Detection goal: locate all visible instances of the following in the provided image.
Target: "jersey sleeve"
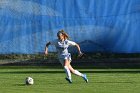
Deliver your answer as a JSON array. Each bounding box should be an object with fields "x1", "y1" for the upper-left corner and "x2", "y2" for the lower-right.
[{"x1": 67, "y1": 40, "x2": 76, "y2": 46}]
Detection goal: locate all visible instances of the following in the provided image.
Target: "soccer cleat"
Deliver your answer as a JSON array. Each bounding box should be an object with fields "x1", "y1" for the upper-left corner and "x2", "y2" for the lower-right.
[
  {"x1": 82, "y1": 74, "x2": 88, "y2": 83},
  {"x1": 65, "y1": 77, "x2": 72, "y2": 83}
]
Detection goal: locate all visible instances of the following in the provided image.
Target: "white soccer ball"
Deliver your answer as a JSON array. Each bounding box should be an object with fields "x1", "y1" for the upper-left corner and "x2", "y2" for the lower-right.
[{"x1": 25, "y1": 77, "x2": 34, "y2": 85}]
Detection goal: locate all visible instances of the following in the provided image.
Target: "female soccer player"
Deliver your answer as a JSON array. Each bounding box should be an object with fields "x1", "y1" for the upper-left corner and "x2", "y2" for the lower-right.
[{"x1": 45, "y1": 30, "x2": 88, "y2": 83}]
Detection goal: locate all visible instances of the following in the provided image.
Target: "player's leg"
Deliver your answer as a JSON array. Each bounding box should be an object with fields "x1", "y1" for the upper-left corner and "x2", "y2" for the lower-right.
[
  {"x1": 63, "y1": 59, "x2": 72, "y2": 83},
  {"x1": 68, "y1": 64, "x2": 83, "y2": 76},
  {"x1": 68, "y1": 64, "x2": 88, "y2": 83}
]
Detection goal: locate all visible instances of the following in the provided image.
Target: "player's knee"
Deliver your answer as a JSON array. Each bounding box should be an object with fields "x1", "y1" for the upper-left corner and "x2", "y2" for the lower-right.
[
  {"x1": 64, "y1": 66, "x2": 68, "y2": 69},
  {"x1": 71, "y1": 70, "x2": 75, "y2": 74}
]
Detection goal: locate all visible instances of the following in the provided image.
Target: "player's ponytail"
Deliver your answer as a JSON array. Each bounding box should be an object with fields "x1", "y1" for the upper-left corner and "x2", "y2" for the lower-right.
[{"x1": 57, "y1": 30, "x2": 69, "y2": 40}]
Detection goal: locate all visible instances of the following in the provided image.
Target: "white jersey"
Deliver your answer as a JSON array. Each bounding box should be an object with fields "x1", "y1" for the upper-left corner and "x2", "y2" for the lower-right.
[{"x1": 50, "y1": 39, "x2": 76, "y2": 60}]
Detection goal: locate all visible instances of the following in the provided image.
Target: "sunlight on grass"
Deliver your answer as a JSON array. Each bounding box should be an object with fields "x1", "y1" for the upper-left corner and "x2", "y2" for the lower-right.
[{"x1": 0, "y1": 67, "x2": 140, "y2": 93}]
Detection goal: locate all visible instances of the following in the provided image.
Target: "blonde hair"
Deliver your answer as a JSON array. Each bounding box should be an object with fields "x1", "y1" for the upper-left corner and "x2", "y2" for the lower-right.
[{"x1": 57, "y1": 29, "x2": 69, "y2": 39}]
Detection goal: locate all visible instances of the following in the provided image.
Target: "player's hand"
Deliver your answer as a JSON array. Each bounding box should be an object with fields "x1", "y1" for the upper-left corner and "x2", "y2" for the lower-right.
[{"x1": 78, "y1": 52, "x2": 84, "y2": 58}]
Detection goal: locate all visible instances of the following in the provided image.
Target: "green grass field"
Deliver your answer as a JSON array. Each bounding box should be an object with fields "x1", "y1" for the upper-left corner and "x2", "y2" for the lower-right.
[{"x1": 0, "y1": 66, "x2": 140, "y2": 93}]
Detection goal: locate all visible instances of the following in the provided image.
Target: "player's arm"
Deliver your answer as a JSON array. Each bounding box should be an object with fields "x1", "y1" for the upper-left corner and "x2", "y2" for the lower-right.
[
  {"x1": 68, "y1": 40, "x2": 83, "y2": 57},
  {"x1": 45, "y1": 42, "x2": 51, "y2": 55},
  {"x1": 75, "y1": 43, "x2": 83, "y2": 56}
]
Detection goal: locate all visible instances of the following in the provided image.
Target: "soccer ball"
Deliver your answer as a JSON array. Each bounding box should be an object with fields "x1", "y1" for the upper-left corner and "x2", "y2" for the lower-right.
[{"x1": 25, "y1": 77, "x2": 34, "y2": 85}]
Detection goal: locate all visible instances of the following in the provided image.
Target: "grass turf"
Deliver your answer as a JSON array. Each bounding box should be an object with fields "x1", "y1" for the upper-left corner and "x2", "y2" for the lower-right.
[{"x1": 0, "y1": 67, "x2": 140, "y2": 93}]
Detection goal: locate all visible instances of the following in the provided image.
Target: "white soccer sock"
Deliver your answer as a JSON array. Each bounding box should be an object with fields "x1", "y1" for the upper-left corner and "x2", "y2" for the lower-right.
[
  {"x1": 74, "y1": 70, "x2": 84, "y2": 77},
  {"x1": 64, "y1": 66, "x2": 71, "y2": 79}
]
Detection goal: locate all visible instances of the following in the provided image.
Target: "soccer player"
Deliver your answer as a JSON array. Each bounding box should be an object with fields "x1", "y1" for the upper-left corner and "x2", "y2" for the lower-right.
[{"x1": 45, "y1": 30, "x2": 88, "y2": 83}]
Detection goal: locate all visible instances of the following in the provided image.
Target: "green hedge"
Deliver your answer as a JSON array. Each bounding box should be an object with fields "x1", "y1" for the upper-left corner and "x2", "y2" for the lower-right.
[{"x1": 0, "y1": 53, "x2": 140, "y2": 60}]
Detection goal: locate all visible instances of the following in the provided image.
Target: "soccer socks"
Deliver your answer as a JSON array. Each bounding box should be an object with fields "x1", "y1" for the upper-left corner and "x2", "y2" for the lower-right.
[
  {"x1": 64, "y1": 68, "x2": 88, "y2": 83},
  {"x1": 74, "y1": 70, "x2": 88, "y2": 82},
  {"x1": 64, "y1": 66, "x2": 72, "y2": 80},
  {"x1": 74, "y1": 70, "x2": 84, "y2": 77}
]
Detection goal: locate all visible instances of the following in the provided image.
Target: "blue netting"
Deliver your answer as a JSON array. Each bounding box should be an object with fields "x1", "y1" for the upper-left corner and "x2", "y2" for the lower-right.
[{"x1": 0, "y1": 0, "x2": 140, "y2": 54}]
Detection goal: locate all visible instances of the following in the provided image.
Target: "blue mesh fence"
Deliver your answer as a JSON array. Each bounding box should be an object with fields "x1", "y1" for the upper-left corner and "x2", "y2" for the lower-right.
[{"x1": 0, "y1": 0, "x2": 140, "y2": 54}]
